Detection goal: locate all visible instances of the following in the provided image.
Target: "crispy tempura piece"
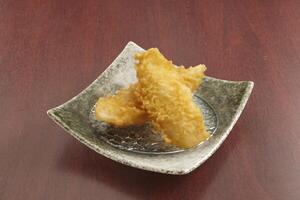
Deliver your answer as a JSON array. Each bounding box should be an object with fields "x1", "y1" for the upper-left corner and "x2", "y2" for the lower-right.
[
  {"x1": 135, "y1": 48, "x2": 209, "y2": 148},
  {"x1": 95, "y1": 54, "x2": 206, "y2": 127},
  {"x1": 95, "y1": 84, "x2": 148, "y2": 127}
]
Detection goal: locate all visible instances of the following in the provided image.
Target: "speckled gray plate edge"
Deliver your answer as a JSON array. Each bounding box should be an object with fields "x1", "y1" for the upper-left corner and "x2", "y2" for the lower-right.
[{"x1": 47, "y1": 41, "x2": 254, "y2": 175}]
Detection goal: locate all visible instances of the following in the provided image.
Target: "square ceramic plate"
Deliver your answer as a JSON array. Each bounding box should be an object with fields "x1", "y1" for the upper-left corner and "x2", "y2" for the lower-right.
[{"x1": 47, "y1": 42, "x2": 253, "y2": 175}]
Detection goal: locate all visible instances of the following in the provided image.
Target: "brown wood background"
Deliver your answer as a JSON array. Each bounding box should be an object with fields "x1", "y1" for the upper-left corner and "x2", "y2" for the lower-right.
[{"x1": 1, "y1": 0, "x2": 300, "y2": 199}]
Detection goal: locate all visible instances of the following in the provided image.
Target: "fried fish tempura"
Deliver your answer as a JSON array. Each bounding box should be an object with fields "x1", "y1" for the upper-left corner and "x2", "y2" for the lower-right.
[
  {"x1": 95, "y1": 58, "x2": 206, "y2": 127},
  {"x1": 135, "y1": 48, "x2": 209, "y2": 148},
  {"x1": 95, "y1": 84, "x2": 147, "y2": 127}
]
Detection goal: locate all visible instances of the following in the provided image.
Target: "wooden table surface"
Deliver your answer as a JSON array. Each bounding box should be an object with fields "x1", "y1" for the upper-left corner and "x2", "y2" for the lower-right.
[{"x1": 1, "y1": 0, "x2": 300, "y2": 199}]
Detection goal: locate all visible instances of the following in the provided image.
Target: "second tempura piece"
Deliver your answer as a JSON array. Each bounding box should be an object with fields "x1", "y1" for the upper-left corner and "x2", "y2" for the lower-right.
[
  {"x1": 135, "y1": 48, "x2": 209, "y2": 148},
  {"x1": 95, "y1": 84, "x2": 147, "y2": 127}
]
